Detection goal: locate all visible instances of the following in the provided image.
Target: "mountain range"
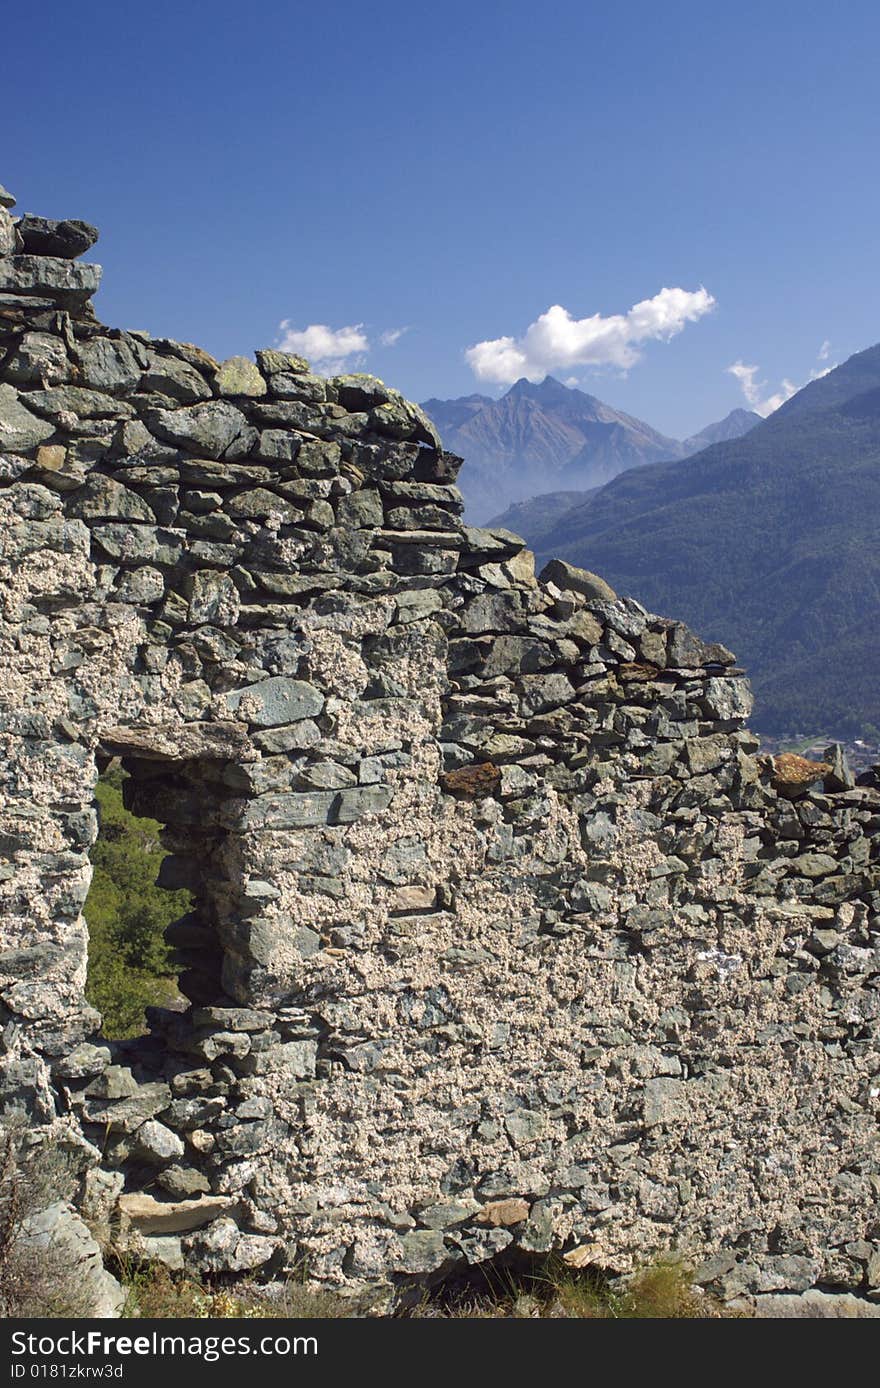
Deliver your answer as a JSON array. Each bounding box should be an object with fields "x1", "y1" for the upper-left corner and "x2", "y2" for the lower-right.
[
  {"x1": 494, "y1": 346, "x2": 880, "y2": 739},
  {"x1": 421, "y1": 376, "x2": 759, "y2": 521}
]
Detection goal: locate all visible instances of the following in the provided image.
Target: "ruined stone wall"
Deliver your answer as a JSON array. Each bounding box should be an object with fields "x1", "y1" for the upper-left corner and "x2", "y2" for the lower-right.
[{"x1": 1, "y1": 186, "x2": 879, "y2": 1302}]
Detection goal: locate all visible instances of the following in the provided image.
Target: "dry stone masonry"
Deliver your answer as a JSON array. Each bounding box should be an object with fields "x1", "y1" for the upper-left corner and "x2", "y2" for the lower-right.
[{"x1": 1, "y1": 184, "x2": 879, "y2": 1305}]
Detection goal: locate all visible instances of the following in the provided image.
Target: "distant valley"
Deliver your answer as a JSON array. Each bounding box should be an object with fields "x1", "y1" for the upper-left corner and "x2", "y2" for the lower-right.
[
  {"x1": 421, "y1": 375, "x2": 758, "y2": 522},
  {"x1": 471, "y1": 348, "x2": 880, "y2": 740}
]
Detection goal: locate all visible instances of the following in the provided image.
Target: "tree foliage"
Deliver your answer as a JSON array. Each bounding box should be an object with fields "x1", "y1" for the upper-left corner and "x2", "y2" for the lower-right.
[{"x1": 84, "y1": 765, "x2": 192, "y2": 1038}]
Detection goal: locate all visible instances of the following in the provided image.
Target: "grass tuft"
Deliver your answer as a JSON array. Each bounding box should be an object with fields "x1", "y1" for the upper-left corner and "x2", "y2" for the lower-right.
[{"x1": 120, "y1": 1262, "x2": 353, "y2": 1319}]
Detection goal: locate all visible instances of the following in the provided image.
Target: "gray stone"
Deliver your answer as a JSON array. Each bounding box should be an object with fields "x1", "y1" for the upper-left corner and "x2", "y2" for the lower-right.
[
  {"x1": 461, "y1": 590, "x2": 527, "y2": 634},
  {"x1": 0, "y1": 383, "x2": 55, "y2": 450},
  {"x1": 146, "y1": 400, "x2": 251, "y2": 458},
  {"x1": 453, "y1": 1226, "x2": 513, "y2": 1264},
  {"x1": 0, "y1": 208, "x2": 14, "y2": 256},
  {"x1": 215, "y1": 356, "x2": 267, "y2": 396},
  {"x1": 25, "y1": 385, "x2": 131, "y2": 419},
  {"x1": 19, "y1": 1202, "x2": 124, "y2": 1317},
  {"x1": 337, "y1": 488, "x2": 384, "y2": 528},
  {"x1": 17, "y1": 216, "x2": 99, "y2": 259},
  {"x1": 83, "y1": 1082, "x2": 171, "y2": 1132},
  {"x1": 334, "y1": 785, "x2": 394, "y2": 822},
  {"x1": 519, "y1": 673, "x2": 575, "y2": 716},
  {"x1": 0, "y1": 255, "x2": 101, "y2": 309},
  {"x1": 254, "y1": 428, "x2": 299, "y2": 462},
  {"x1": 253, "y1": 720, "x2": 322, "y2": 753},
  {"x1": 223, "y1": 676, "x2": 323, "y2": 726},
  {"x1": 53, "y1": 1043, "x2": 111, "y2": 1080},
  {"x1": 92, "y1": 524, "x2": 184, "y2": 565},
  {"x1": 157, "y1": 1165, "x2": 212, "y2": 1197},
  {"x1": 643, "y1": 1077, "x2": 688, "y2": 1127},
  {"x1": 700, "y1": 676, "x2": 753, "y2": 721},
  {"x1": 668, "y1": 623, "x2": 711, "y2": 666},
  {"x1": 131, "y1": 1119, "x2": 185, "y2": 1163},
  {"x1": 748, "y1": 1291, "x2": 880, "y2": 1318},
  {"x1": 754, "y1": 1254, "x2": 818, "y2": 1293},
  {"x1": 67, "y1": 475, "x2": 155, "y2": 522},
  {"x1": 192, "y1": 1005, "x2": 275, "y2": 1031},
  {"x1": 264, "y1": 1040, "x2": 318, "y2": 1076},
  {"x1": 397, "y1": 1229, "x2": 449, "y2": 1273},
  {"x1": 184, "y1": 1217, "x2": 278, "y2": 1273},
  {"x1": 268, "y1": 371, "x2": 326, "y2": 402},
  {"x1": 417, "y1": 1200, "x2": 477, "y2": 1229},
  {"x1": 141, "y1": 352, "x2": 212, "y2": 402},
  {"x1": 4, "y1": 332, "x2": 70, "y2": 386},
  {"x1": 504, "y1": 1109, "x2": 545, "y2": 1143},
  {"x1": 114, "y1": 566, "x2": 165, "y2": 605},
  {"x1": 795, "y1": 852, "x2": 839, "y2": 878},
  {"x1": 395, "y1": 588, "x2": 444, "y2": 623},
  {"x1": 0, "y1": 452, "x2": 32, "y2": 481},
  {"x1": 237, "y1": 790, "x2": 337, "y2": 829},
  {"x1": 225, "y1": 487, "x2": 300, "y2": 522},
  {"x1": 76, "y1": 337, "x2": 141, "y2": 393},
  {"x1": 256, "y1": 348, "x2": 309, "y2": 376},
  {"x1": 86, "y1": 1065, "x2": 138, "y2": 1099},
  {"x1": 138, "y1": 1236, "x2": 184, "y2": 1271},
  {"x1": 297, "y1": 760, "x2": 357, "y2": 790},
  {"x1": 823, "y1": 743, "x2": 855, "y2": 791},
  {"x1": 539, "y1": 558, "x2": 616, "y2": 601},
  {"x1": 186, "y1": 571, "x2": 240, "y2": 626}
]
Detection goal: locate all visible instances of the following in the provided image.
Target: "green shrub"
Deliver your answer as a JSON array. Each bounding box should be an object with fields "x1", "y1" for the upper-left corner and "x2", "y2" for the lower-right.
[{"x1": 85, "y1": 765, "x2": 192, "y2": 1038}]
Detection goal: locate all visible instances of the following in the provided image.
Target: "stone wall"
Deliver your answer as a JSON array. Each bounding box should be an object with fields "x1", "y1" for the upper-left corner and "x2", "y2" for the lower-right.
[{"x1": 1, "y1": 184, "x2": 879, "y2": 1302}]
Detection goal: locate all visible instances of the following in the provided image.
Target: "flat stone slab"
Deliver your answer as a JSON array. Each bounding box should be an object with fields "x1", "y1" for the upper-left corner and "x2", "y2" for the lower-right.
[
  {"x1": 0, "y1": 255, "x2": 101, "y2": 309},
  {"x1": 118, "y1": 1192, "x2": 242, "y2": 1234}
]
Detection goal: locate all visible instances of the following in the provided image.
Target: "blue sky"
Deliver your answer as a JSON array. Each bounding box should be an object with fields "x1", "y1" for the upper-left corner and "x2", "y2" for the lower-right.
[{"x1": 5, "y1": 0, "x2": 880, "y2": 438}]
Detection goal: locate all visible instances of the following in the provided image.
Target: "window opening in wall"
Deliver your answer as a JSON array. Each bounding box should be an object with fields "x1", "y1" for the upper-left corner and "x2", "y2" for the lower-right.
[{"x1": 84, "y1": 761, "x2": 193, "y2": 1040}]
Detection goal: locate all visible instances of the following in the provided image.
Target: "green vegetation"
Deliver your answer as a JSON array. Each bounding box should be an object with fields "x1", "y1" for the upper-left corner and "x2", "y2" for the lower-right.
[
  {"x1": 84, "y1": 765, "x2": 191, "y2": 1038},
  {"x1": 523, "y1": 344, "x2": 880, "y2": 738},
  {"x1": 120, "y1": 1262, "x2": 352, "y2": 1319},
  {"x1": 488, "y1": 488, "x2": 597, "y2": 548},
  {"x1": 538, "y1": 1258, "x2": 733, "y2": 1319},
  {"x1": 406, "y1": 1253, "x2": 734, "y2": 1319},
  {"x1": 117, "y1": 1253, "x2": 735, "y2": 1319}
]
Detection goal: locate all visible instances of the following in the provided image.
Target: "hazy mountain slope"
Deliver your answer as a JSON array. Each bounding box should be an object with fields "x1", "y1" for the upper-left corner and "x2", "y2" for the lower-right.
[
  {"x1": 531, "y1": 345, "x2": 880, "y2": 736},
  {"x1": 421, "y1": 376, "x2": 683, "y2": 521},
  {"x1": 486, "y1": 409, "x2": 760, "y2": 553},
  {"x1": 420, "y1": 393, "x2": 493, "y2": 438},
  {"x1": 681, "y1": 407, "x2": 760, "y2": 454},
  {"x1": 423, "y1": 378, "x2": 760, "y2": 522},
  {"x1": 487, "y1": 489, "x2": 598, "y2": 549}
]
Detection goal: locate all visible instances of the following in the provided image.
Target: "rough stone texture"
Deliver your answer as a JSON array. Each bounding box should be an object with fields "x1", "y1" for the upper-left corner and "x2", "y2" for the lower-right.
[
  {"x1": 746, "y1": 1292, "x2": 880, "y2": 1318},
  {"x1": 19, "y1": 1203, "x2": 125, "y2": 1317},
  {"x1": 769, "y1": 752, "x2": 833, "y2": 795},
  {"x1": 1, "y1": 189, "x2": 879, "y2": 1306}
]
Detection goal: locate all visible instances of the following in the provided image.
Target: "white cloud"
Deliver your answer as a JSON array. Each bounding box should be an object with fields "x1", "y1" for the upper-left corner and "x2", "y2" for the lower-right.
[
  {"x1": 276, "y1": 320, "x2": 369, "y2": 373},
  {"x1": 727, "y1": 361, "x2": 799, "y2": 416},
  {"x1": 728, "y1": 347, "x2": 836, "y2": 417},
  {"x1": 379, "y1": 327, "x2": 408, "y2": 347},
  {"x1": 464, "y1": 286, "x2": 716, "y2": 386}
]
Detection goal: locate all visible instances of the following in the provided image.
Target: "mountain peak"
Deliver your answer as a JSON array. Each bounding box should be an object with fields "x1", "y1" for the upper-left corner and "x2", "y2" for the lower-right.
[
  {"x1": 421, "y1": 375, "x2": 685, "y2": 521},
  {"x1": 505, "y1": 374, "x2": 570, "y2": 399},
  {"x1": 681, "y1": 407, "x2": 761, "y2": 453}
]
